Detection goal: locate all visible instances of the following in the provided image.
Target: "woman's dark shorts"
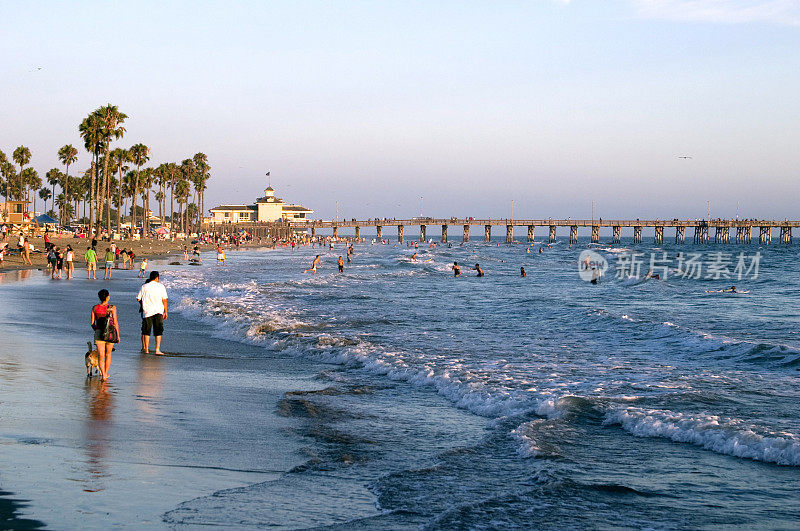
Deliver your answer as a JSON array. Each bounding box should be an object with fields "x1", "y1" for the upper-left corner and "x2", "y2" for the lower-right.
[{"x1": 141, "y1": 314, "x2": 164, "y2": 336}]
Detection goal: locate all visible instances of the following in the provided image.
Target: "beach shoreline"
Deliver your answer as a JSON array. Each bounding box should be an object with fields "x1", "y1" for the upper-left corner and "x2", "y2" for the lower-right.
[
  {"x1": 0, "y1": 234, "x2": 276, "y2": 273},
  {"x1": 0, "y1": 266, "x2": 322, "y2": 527}
]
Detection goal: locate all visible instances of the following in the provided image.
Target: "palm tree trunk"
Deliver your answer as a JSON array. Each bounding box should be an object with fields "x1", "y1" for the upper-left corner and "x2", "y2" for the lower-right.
[{"x1": 89, "y1": 152, "x2": 97, "y2": 233}]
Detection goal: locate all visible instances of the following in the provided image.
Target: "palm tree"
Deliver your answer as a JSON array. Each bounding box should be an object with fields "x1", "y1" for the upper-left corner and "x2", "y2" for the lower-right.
[
  {"x1": 128, "y1": 143, "x2": 149, "y2": 233},
  {"x1": 192, "y1": 152, "x2": 209, "y2": 231},
  {"x1": 79, "y1": 113, "x2": 104, "y2": 232},
  {"x1": 12, "y1": 146, "x2": 31, "y2": 206},
  {"x1": 140, "y1": 167, "x2": 154, "y2": 233},
  {"x1": 0, "y1": 149, "x2": 10, "y2": 220},
  {"x1": 94, "y1": 105, "x2": 127, "y2": 235},
  {"x1": 175, "y1": 177, "x2": 190, "y2": 234},
  {"x1": 21, "y1": 168, "x2": 40, "y2": 211},
  {"x1": 46, "y1": 169, "x2": 61, "y2": 215},
  {"x1": 38, "y1": 188, "x2": 52, "y2": 217},
  {"x1": 110, "y1": 148, "x2": 130, "y2": 233},
  {"x1": 57, "y1": 144, "x2": 78, "y2": 224}
]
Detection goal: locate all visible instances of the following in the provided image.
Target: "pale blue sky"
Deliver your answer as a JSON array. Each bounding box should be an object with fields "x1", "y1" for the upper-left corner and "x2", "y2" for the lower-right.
[{"x1": 1, "y1": 1, "x2": 798, "y2": 220}]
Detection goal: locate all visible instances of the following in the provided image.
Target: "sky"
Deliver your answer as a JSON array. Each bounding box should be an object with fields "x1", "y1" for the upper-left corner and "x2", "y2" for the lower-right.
[{"x1": 1, "y1": 0, "x2": 799, "y2": 221}]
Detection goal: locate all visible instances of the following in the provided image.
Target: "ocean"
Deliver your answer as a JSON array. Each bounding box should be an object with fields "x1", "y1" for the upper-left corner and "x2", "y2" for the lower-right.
[{"x1": 161, "y1": 236, "x2": 800, "y2": 528}]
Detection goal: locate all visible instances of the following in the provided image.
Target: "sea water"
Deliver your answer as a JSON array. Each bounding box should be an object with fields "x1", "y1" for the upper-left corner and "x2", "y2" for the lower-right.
[{"x1": 165, "y1": 237, "x2": 800, "y2": 528}]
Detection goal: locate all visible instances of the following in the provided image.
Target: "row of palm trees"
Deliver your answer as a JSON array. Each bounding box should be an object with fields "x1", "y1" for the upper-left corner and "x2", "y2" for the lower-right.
[{"x1": 0, "y1": 104, "x2": 211, "y2": 236}]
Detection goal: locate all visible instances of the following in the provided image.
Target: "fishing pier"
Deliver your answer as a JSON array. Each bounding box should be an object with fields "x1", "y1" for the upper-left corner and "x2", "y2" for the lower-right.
[{"x1": 286, "y1": 218, "x2": 799, "y2": 244}]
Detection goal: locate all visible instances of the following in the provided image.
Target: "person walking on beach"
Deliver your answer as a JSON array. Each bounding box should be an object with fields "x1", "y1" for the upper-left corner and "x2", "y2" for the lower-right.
[
  {"x1": 85, "y1": 246, "x2": 97, "y2": 279},
  {"x1": 90, "y1": 288, "x2": 120, "y2": 381},
  {"x1": 55, "y1": 247, "x2": 64, "y2": 278},
  {"x1": 138, "y1": 258, "x2": 148, "y2": 278},
  {"x1": 103, "y1": 248, "x2": 114, "y2": 280},
  {"x1": 216, "y1": 245, "x2": 225, "y2": 264},
  {"x1": 22, "y1": 238, "x2": 33, "y2": 265},
  {"x1": 137, "y1": 271, "x2": 168, "y2": 355},
  {"x1": 65, "y1": 245, "x2": 75, "y2": 279},
  {"x1": 305, "y1": 255, "x2": 321, "y2": 274}
]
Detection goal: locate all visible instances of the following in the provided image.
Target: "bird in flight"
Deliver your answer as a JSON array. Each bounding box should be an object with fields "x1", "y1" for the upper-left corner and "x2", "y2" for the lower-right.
[{"x1": 677, "y1": 156, "x2": 693, "y2": 159}]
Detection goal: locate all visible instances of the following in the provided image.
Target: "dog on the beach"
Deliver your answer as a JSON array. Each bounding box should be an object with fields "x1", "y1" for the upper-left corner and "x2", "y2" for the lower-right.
[{"x1": 85, "y1": 341, "x2": 101, "y2": 377}]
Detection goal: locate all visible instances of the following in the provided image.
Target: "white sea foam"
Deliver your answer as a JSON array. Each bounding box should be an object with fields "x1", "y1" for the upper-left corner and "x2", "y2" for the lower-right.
[{"x1": 604, "y1": 407, "x2": 800, "y2": 466}]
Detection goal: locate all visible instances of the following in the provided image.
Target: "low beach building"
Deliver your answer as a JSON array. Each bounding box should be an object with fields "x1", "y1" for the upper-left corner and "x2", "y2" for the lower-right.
[{"x1": 209, "y1": 186, "x2": 313, "y2": 224}]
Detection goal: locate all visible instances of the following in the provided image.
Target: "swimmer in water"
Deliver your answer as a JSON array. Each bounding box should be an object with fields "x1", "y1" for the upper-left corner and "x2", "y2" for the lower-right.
[
  {"x1": 347, "y1": 245, "x2": 353, "y2": 263},
  {"x1": 473, "y1": 263, "x2": 484, "y2": 277},
  {"x1": 305, "y1": 255, "x2": 321, "y2": 274},
  {"x1": 452, "y1": 261, "x2": 461, "y2": 277},
  {"x1": 538, "y1": 247, "x2": 543, "y2": 254},
  {"x1": 724, "y1": 285, "x2": 737, "y2": 293},
  {"x1": 337, "y1": 256, "x2": 344, "y2": 273},
  {"x1": 520, "y1": 266, "x2": 526, "y2": 277},
  {"x1": 411, "y1": 252, "x2": 417, "y2": 262}
]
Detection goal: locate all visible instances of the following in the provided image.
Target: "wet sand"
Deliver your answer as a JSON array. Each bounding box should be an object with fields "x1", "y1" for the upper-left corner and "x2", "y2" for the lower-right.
[{"x1": 0, "y1": 262, "x2": 322, "y2": 527}]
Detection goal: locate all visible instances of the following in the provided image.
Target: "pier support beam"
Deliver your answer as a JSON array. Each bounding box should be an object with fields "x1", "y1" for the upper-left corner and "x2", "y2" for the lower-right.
[
  {"x1": 591, "y1": 226, "x2": 599, "y2": 243},
  {"x1": 419, "y1": 225, "x2": 426, "y2": 243},
  {"x1": 463, "y1": 225, "x2": 470, "y2": 243},
  {"x1": 355, "y1": 226, "x2": 360, "y2": 241},
  {"x1": 549, "y1": 225, "x2": 557, "y2": 243},
  {"x1": 398, "y1": 225, "x2": 404, "y2": 243},
  {"x1": 780, "y1": 226, "x2": 792, "y2": 244},
  {"x1": 485, "y1": 225, "x2": 491, "y2": 242},
  {"x1": 633, "y1": 226, "x2": 643, "y2": 244},
  {"x1": 694, "y1": 225, "x2": 709, "y2": 244},
  {"x1": 759, "y1": 226, "x2": 771, "y2": 244},
  {"x1": 736, "y1": 226, "x2": 752, "y2": 244},
  {"x1": 376, "y1": 225, "x2": 382, "y2": 240},
  {"x1": 527, "y1": 225, "x2": 535, "y2": 242},
  {"x1": 654, "y1": 226, "x2": 663, "y2": 245},
  {"x1": 333, "y1": 226, "x2": 338, "y2": 239},
  {"x1": 442, "y1": 224, "x2": 448, "y2": 243},
  {"x1": 569, "y1": 225, "x2": 578, "y2": 244},
  {"x1": 506, "y1": 225, "x2": 513, "y2": 244},
  {"x1": 612, "y1": 226, "x2": 621, "y2": 244},
  {"x1": 676, "y1": 226, "x2": 685, "y2": 244}
]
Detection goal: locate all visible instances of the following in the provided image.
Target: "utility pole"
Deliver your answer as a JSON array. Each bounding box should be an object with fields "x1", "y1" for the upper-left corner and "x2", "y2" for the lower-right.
[
  {"x1": 592, "y1": 200, "x2": 595, "y2": 223},
  {"x1": 736, "y1": 201, "x2": 739, "y2": 221},
  {"x1": 420, "y1": 197, "x2": 423, "y2": 218},
  {"x1": 335, "y1": 201, "x2": 339, "y2": 221},
  {"x1": 511, "y1": 199, "x2": 514, "y2": 221},
  {"x1": 707, "y1": 200, "x2": 711, "y2": 222}
]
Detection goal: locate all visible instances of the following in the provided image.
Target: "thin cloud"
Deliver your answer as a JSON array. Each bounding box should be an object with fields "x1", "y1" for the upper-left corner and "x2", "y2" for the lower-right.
[{"x1": 629, "y1": 0, "x2": 800, "y2": 27}]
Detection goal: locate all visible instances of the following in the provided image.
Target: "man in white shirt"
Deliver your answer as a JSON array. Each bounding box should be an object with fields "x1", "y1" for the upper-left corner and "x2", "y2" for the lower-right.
[{"x1": 136, "y1": 270, "x2": 168, "y2": 355}]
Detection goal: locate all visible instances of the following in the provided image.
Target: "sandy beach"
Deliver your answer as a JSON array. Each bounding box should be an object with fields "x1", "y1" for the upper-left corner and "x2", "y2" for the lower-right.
[
  {"x1": 0, "y1": 234, "x2": 263, "y2": 272},
  {"x1": 0, "y1": 259, "x2": 325, "y2": 527}
]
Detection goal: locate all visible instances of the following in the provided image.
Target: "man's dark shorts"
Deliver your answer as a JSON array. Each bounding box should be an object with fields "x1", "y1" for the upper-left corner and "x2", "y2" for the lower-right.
[{"x1": 141, "y1": 314, "x2": 164, "y2": 336}]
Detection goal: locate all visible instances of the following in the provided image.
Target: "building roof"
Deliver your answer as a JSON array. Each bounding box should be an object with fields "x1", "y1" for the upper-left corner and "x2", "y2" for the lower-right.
[
  {"x1": 256, "y1": 196, "x2": 283, "y2": 204},
  {"x1": 282, "y1": 205, "x2": 314, "y2": 212},
  {"x1": 209, "y1": 204, "x2": 256, "y2": 212},
  {"x1": 35, "y1": 214, "x2": 58, "y2": 224},
  {"x1": 266, "y1": 186, "x2": 274, "y2": 191}
]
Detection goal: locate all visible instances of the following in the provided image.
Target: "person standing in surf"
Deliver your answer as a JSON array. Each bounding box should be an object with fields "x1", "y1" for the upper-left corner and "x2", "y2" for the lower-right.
[{"x1": 137, "y1": 271, "x2": 168, "y2": 355}]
